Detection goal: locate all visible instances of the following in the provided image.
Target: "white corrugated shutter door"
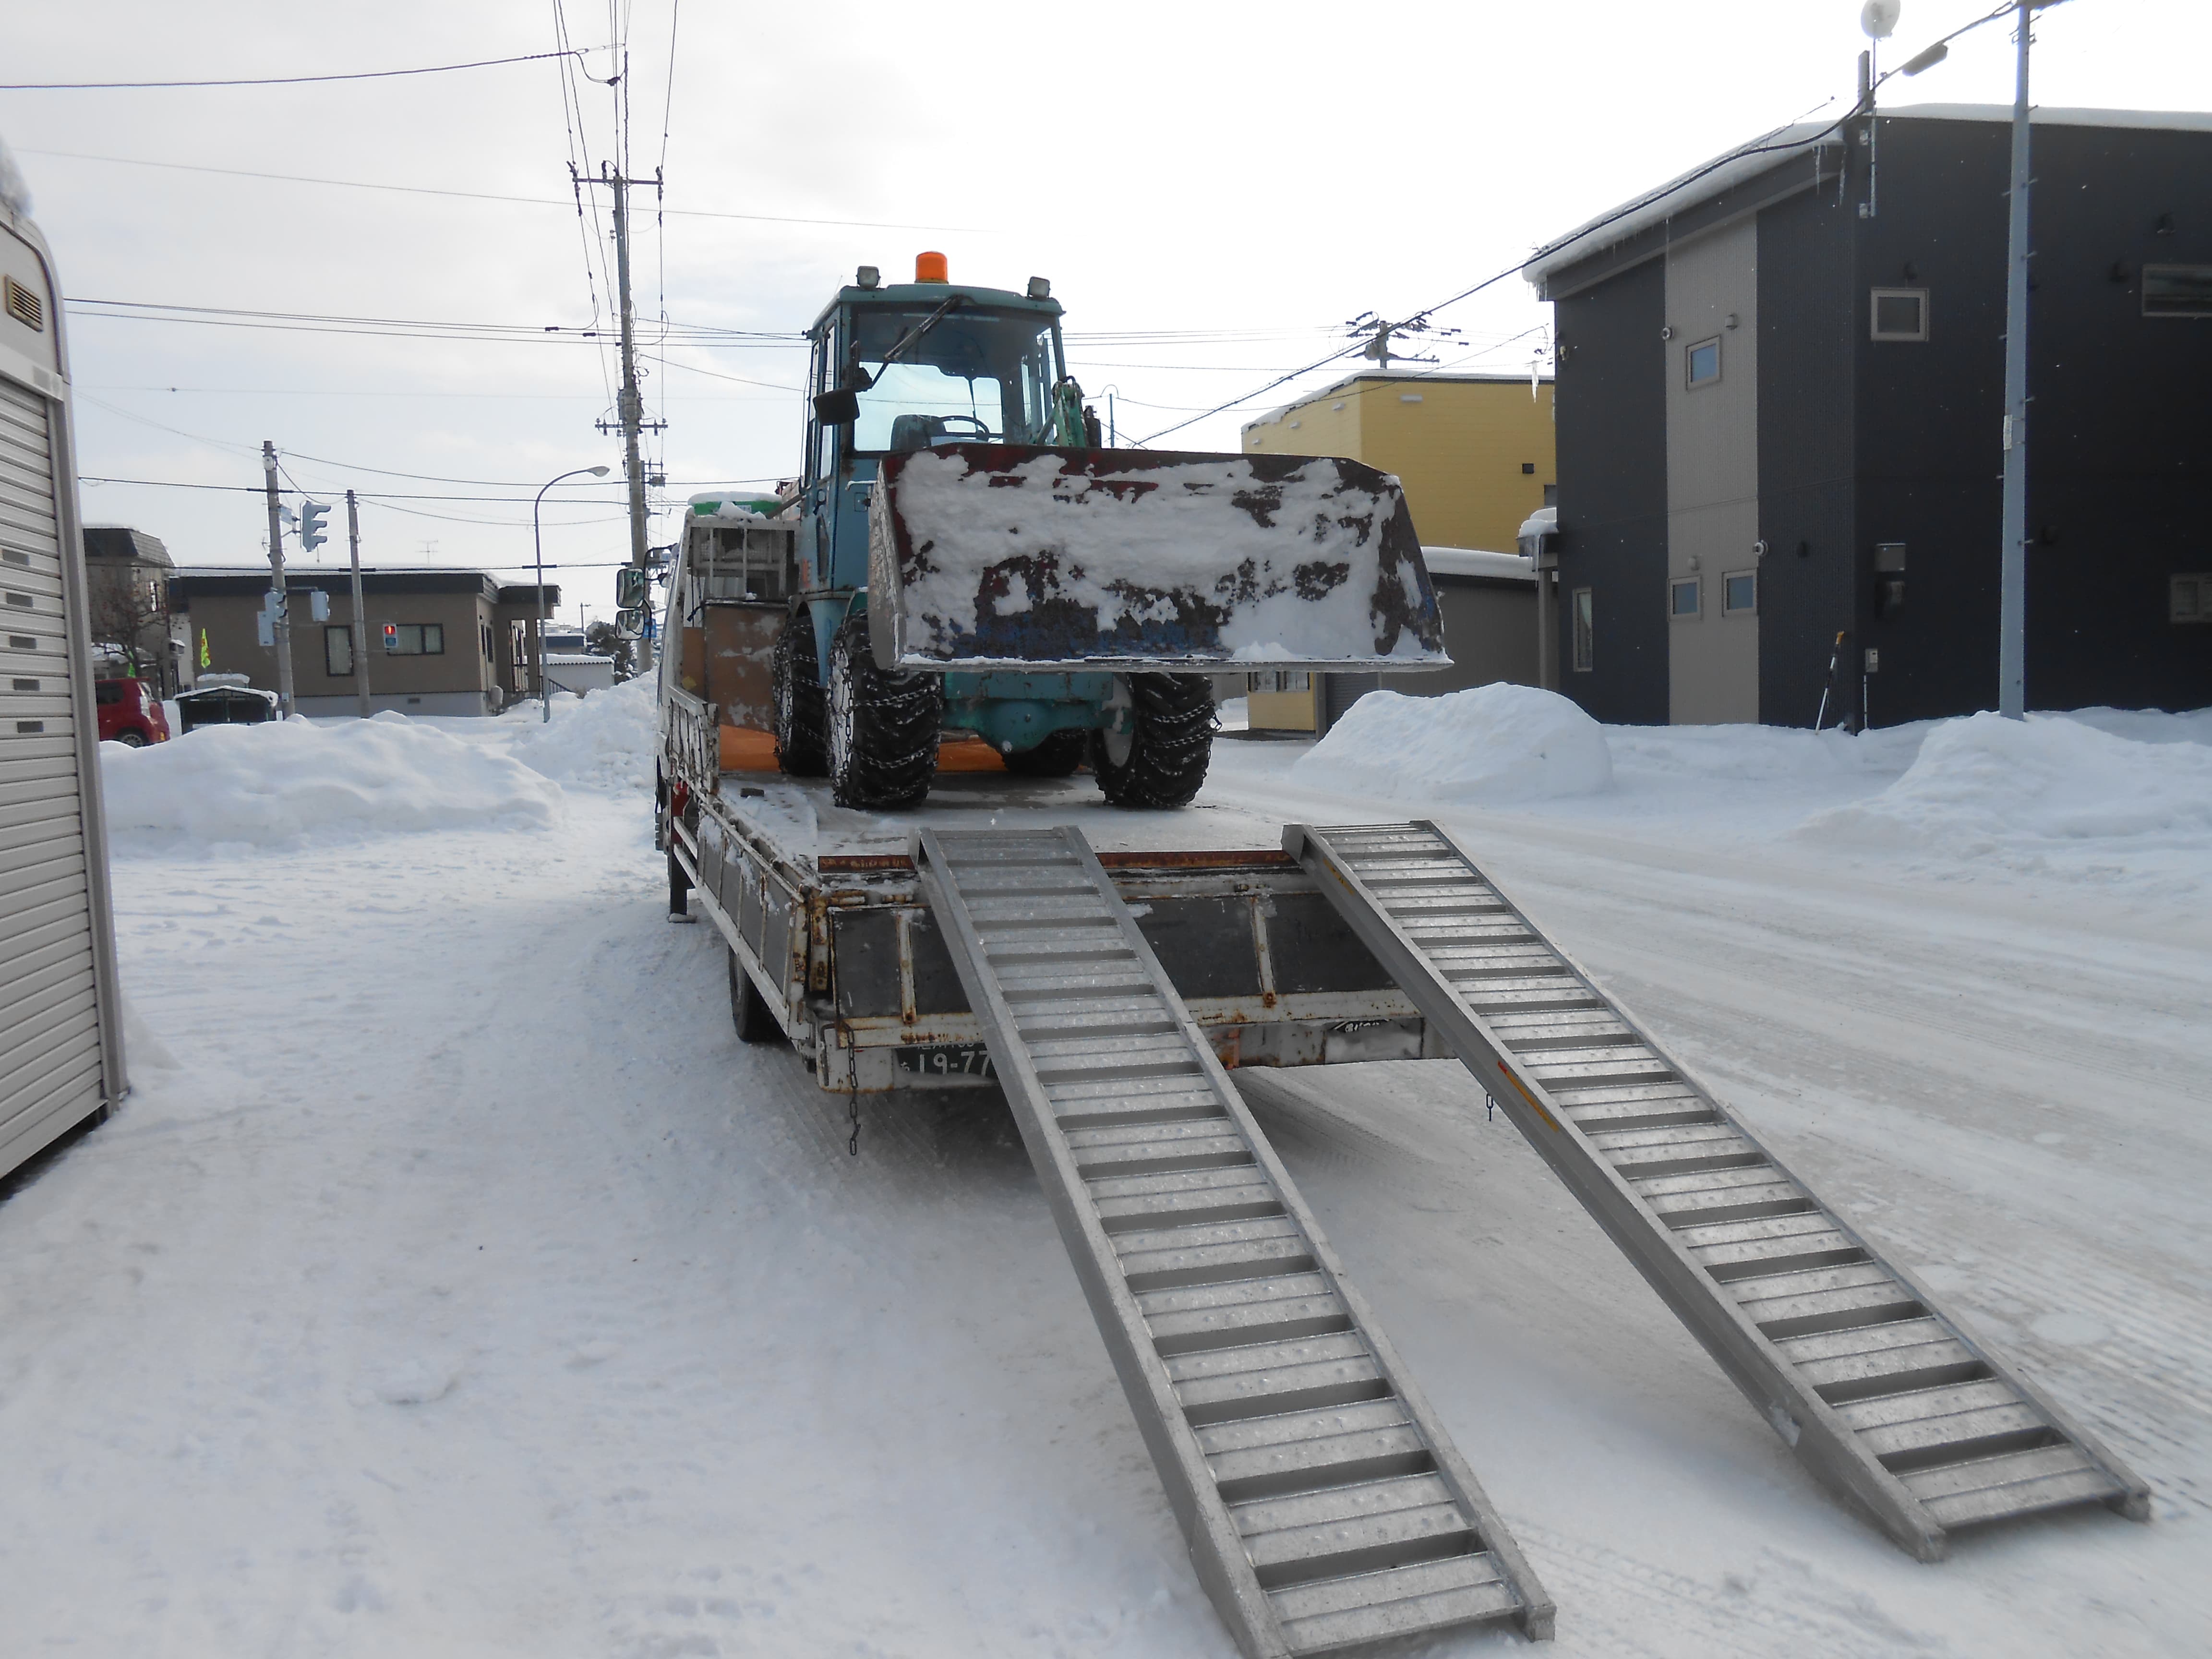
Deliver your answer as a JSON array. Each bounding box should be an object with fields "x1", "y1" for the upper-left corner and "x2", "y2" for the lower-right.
[{"x1": 0, "y1": 371, "x2": 107, "y2": 1168}]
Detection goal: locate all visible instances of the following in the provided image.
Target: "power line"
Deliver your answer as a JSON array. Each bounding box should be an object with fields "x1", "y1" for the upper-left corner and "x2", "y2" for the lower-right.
[
  {"x1": 0, "y1": 49, "x2": 586, "y2": 92},
  {"x1": 19, "y1": 145, "x2": 995, "y2": 230},
  {"x1": 1139, "y1": 107, "x2": 1859, "y2": 444}
]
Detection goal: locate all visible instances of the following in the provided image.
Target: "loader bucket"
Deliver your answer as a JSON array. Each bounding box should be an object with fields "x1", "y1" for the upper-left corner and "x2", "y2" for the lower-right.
[{"x1": 867, "y1": 445, "x2": 1449, "y2": 672}]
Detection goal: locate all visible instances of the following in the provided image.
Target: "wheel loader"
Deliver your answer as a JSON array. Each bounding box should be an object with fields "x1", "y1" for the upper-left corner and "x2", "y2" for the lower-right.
[{"x1": 761, "y1": 252, "x2": 1449, "y2": 810}]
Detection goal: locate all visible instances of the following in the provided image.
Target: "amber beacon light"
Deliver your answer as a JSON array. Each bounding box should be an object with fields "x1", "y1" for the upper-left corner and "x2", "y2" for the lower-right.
[{"x1": 914, "y1": 250, "x2": 949, "y2": 283}]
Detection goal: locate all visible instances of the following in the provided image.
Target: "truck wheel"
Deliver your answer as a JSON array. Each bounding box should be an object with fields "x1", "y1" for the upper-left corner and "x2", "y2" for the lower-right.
[
  {"x1": 772, "y1": 614, "x2": 829, "y2": 776},
  {"x1": 828, "y1": 615, "x2": 943, "y2": 810},
  {"x1": 1091, "y1": 674, "x2": 1216, "y2": 808},
  {"x1": 1003, "y1": 728, "x2": 1088, "y2": 777},
  {"x1": 112, "y1": 731, "x2": 147, "y2": 748},
  {"x1": 730, "y1": 949, "x2": 782, "y2": 1043}
]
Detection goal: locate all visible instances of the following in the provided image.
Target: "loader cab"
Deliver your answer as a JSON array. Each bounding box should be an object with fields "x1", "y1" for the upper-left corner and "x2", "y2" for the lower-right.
[{"x1": 800, "y1": 276, "x2": 1068, "y2": 600}]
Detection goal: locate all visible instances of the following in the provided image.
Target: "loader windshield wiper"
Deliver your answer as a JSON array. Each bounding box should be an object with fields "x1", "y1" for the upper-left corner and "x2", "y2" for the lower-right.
[{"x1": 866, "y1": 293, "x2": 966, "y2": 383}]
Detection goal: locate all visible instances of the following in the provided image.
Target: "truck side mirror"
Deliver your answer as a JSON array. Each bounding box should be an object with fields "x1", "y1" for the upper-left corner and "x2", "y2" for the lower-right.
[
  {"x1": 812, "y1": 388, "x2": 860, "y2": 426},
  {"x1": 615, "y1": 567, "x2": 647, "y2": 608}
]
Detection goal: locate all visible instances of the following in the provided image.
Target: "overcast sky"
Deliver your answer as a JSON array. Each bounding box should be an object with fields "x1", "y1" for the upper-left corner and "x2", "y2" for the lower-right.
[{"x1": 7, "y1": 0, "x2": 2206, "y2": 623}]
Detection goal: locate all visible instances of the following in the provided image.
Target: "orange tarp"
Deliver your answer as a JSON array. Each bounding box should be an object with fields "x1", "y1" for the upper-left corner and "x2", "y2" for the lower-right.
[{"x1": 717, "y1": 726, "x2": 1007, "y2": 775}]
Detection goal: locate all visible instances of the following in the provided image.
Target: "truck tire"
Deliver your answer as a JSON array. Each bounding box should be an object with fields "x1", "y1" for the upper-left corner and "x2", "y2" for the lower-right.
[
  {"x1": 828, "y1": 614, "x2": 943, "y2": 810},
  {"x1": 730, "y1": 948, "x2": 782, "y2": 1043},
  {"x1": 1002, "y1": 728, "x2": 1088, "y2": 777},
  {"x1": 1090, "y1": 674, "x2": 1216, "y2": 808},
  {"x1": 772, "y1": 614, "x2": 829, "y2": 776}
]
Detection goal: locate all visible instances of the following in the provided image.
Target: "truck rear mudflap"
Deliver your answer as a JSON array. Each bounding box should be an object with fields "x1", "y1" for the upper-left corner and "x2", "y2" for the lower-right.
[{"x1": 868, "y1": 444, "x2": 1450, "y2": 673}]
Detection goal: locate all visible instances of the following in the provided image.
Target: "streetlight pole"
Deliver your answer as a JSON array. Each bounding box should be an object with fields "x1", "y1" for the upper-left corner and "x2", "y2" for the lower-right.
[
  {"x1": 533, "y1": 465, "x2": 611, "y2": 722},
  {"x1": 1996, "y1": 0, "x2": 2033, "y2": 719},
  {"x1": 1889, "y1": 0, "x2": 2059, "y2": 719}
]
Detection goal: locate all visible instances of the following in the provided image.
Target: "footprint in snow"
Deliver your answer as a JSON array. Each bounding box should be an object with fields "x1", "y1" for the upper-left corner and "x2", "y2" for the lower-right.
[{"x1": 367, "y1": 1358, "x2": 461, "y2": 1405}]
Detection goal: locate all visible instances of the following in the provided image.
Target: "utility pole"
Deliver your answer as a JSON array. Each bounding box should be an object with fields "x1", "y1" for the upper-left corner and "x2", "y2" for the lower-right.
[
  {"x1": 579, "y1": 163, "x2": 667, "y2": 671},
  {"x1": 346, "y1": 489, "x2": 371, "y2": 719},
  {"x1": 261, "y1": 440, "x2": 295, "y2": 717},
  {"x1": 1996, "y1": 0, "x2": 2033, "y2": 720}
]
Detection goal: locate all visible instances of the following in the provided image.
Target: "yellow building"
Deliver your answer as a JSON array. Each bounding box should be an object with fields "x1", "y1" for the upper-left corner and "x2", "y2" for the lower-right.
[{"x1": 1239, "y1": 371, "x2": 1556, "y2": 731}]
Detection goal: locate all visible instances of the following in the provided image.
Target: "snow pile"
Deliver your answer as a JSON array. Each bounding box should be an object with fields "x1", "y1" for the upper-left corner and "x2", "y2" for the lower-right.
[
  {"x1": 1606, "y1": 719, "x2": 1926, "y2": 782},
  {"x1": 1291, "y1": 683, "x2": 1614, "y2": 804},
  {"x1": 1794, "y1": 711, "x2": 2212, "y2": 879},
  {"x1": 100, "y1": 713, "x2": 564, "y2": 850},
  {"x1": 504, "y1": 674, "x2": 656, "y2": 794}
]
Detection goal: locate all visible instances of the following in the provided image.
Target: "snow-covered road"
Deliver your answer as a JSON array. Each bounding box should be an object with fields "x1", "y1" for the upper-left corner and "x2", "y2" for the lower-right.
[{"x1": 2, "y1": 697, "x2": 2205, "y2": 1656}]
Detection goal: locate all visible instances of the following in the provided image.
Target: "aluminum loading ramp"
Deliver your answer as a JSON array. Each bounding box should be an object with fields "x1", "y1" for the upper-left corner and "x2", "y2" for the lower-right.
[
  {"x1": 914, "y1": 825, "x2": 1553, "y2": 1655},
  {"x1": 1288, "y1": 819, "x2": 2151, "y2": 1562}
]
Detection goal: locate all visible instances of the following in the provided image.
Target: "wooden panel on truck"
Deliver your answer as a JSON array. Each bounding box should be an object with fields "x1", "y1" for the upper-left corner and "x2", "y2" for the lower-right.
[{"x1": 703, "y1": 602, "x2": 780, "y2": 733}]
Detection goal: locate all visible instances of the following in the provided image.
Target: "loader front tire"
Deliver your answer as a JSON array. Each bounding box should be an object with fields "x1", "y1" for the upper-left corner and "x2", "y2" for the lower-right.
[
  {"x1": 1002, "y1": 728, "x2": 1088, "y2": 777},
  {"x1": 828, "y1": 615, "x2": 943, "y2": 811},
  {"x1": 772, "y1": 613, "x2": 829, "y2": 777},
  {"x1": 1090, "y1": 674, "x2": 1216, "y2": 808}
]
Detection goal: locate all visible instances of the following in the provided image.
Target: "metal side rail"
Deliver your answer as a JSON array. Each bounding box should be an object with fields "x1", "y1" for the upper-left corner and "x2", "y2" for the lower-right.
[
  {"x1": 1287, "y1": 820, "x2": 2150, "y2": 1561},
  {"x1": 915, "y1": 825, "x2": 1553, "y2": 1656}
]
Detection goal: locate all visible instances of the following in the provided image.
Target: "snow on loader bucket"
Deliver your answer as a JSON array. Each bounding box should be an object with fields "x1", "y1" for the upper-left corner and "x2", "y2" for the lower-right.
[{"x1": 867, "y1": 444, "x2": 1450, "y2": 673}]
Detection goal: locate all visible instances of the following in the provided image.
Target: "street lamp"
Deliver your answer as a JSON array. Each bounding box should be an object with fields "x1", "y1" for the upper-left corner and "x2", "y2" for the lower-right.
[
  {"x1": 1877, "y1": 0, "x2": 2066, "y2": 718},
  {"x1": 534, "y1": 465, "x2": 612, "y2": 721}
]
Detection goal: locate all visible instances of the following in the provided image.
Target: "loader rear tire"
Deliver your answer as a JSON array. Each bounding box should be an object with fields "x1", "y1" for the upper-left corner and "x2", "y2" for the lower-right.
[
  {"x1": 1090, "y1": 674, "x2": 1216, "y2": 808},
  {"x1": 730, "y1": 949, "x2": 782, "y2": 1044},
  {"x1": 772, "y1": 614, "x2": 829, "y2": 777},
  {"x1": 1002, "y1": 728, "x2": 1088, "y2": 777},
  {"x1": 828, "y1": 615, "x2": 943, "y2": 811}
]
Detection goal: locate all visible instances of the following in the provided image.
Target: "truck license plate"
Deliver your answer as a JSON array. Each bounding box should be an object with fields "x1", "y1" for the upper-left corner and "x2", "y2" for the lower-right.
[{"x1": 895, "y1": 1044, "x2": 997, "y2": 1080}]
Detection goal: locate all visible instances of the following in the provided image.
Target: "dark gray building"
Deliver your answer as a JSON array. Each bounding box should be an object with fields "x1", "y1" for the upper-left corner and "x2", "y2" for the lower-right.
[{"x1": 1525, "y1": 105, "x2": 2212, "y2": 729}]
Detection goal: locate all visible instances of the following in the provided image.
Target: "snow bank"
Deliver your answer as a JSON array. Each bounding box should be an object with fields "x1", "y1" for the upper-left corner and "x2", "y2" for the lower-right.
[
  {"x1": 1291, "y1": 683, "x2": 1613, "y2": 804},
  {"x1": 1794, "y1": 711, "x2": 2212, "y2": 877},
  {"x1": 1606, "y1": 719, "x2": 1926, "y2": 782},
  {"x1": 100, "y1": 714, "x2": 564, "y2": 850},
  {"x1": 504, "y1": 674, "x2": 656, "y2": 794}
]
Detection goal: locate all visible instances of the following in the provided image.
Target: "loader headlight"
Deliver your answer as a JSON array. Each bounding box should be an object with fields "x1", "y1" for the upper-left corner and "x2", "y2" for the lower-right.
[
  {"x1": 1027, "y1": 276, "x2": 1051, "y2": 300},
  {"x1": 855, "y1": 265, "x2": 881, "y2": 290}
]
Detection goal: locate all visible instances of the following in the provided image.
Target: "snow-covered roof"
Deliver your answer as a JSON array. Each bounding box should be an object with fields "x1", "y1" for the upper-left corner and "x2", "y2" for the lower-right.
[
  {"x1": 1517, "y1": 506, "x2": 1557, "y2": 543},
  {"x1": 1523, "y1": 120, "x2": 1836, "y2": 292},
  {"x1": 543, "y1": 652, "x2": 616, "y2": 666},
  {"x1": 1524, "y1": 105, "x2": 2212, "y2": 295},
  {"x1": 1422, "y1": 546, "x2": 1533, "y2": 582}
]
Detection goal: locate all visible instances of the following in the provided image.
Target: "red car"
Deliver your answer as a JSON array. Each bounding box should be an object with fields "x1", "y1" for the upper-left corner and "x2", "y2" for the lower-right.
[{"x1": 94, "y1": 676, "x2": 171, "y2": 747}]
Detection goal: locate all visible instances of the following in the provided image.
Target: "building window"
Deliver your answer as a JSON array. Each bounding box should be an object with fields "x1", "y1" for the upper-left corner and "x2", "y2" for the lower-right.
[
  {"x1": 1870, "y1": 288, "x2": 1929, "y2": 341},
  {"x1": 1542, "y1": 483, "x2": 1558, "y2": 508},
  {"x1": 1724, "y1": 570, "x2": 1757, "y2": 614},
  {"x1": 1571, "y1": 587, "x2": 1594, "y2": 672},
  {"x1": 1670, "y1": 577, "x2": 1701, "y2": 618},
  {"x1": 2173, "y1": 574, "x2": 2212, "y2": 623},
  {"x1": 1686, "y1": 338, "x2": 1720, "y2": 388},
  {"x1": 325, "y1": 625, "x2": 354, "y2": 677},
  {"x1": 384, "y1": 622, "x2": 445, "y2": 656},
  {"x1": 2143, "y1": 265, "x2": 2212, "y2": 318},
  {"x1": 1248, "y1": 670, "x2": 1311, "y2": 694}
]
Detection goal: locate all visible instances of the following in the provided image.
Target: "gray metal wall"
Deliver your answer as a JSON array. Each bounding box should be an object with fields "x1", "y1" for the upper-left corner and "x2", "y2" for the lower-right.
[{"x1": 1, "y1": 212, "x2": 126, "y2": 1181}]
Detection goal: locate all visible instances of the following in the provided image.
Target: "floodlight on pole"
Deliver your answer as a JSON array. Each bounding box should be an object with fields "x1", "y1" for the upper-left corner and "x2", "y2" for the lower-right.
[{"x1": 533, "y1": 464, "x2": 613, "y2": 723}]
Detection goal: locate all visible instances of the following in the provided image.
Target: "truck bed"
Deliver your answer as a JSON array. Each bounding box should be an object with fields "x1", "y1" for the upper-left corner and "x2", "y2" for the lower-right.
[{"x1": 668, "y1": 739, "x2": 1434, "y2": 1094}]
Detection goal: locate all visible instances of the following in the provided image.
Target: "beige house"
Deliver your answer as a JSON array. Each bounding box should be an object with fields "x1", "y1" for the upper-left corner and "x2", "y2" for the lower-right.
[
  {"x1": 1240, "y1": 371, "x2": 1556, "y2": 733},
  {"x1": 168, "y1": 568, "x2": 559, "y2": 716}
]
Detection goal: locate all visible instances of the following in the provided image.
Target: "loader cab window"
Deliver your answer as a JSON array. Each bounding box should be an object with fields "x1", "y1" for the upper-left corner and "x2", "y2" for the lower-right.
[{"x1": 847, "y1": 307, "x2": 1062, "y2": 454}]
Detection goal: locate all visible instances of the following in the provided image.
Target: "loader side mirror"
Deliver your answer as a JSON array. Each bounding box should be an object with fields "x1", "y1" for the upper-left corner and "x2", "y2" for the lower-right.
[
  {"x1": 812, "y1": 388, "x2": 860, "y2": 426},
  {"x1": 615, "y1": 567, "x2": 647, "y2": 608}
]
